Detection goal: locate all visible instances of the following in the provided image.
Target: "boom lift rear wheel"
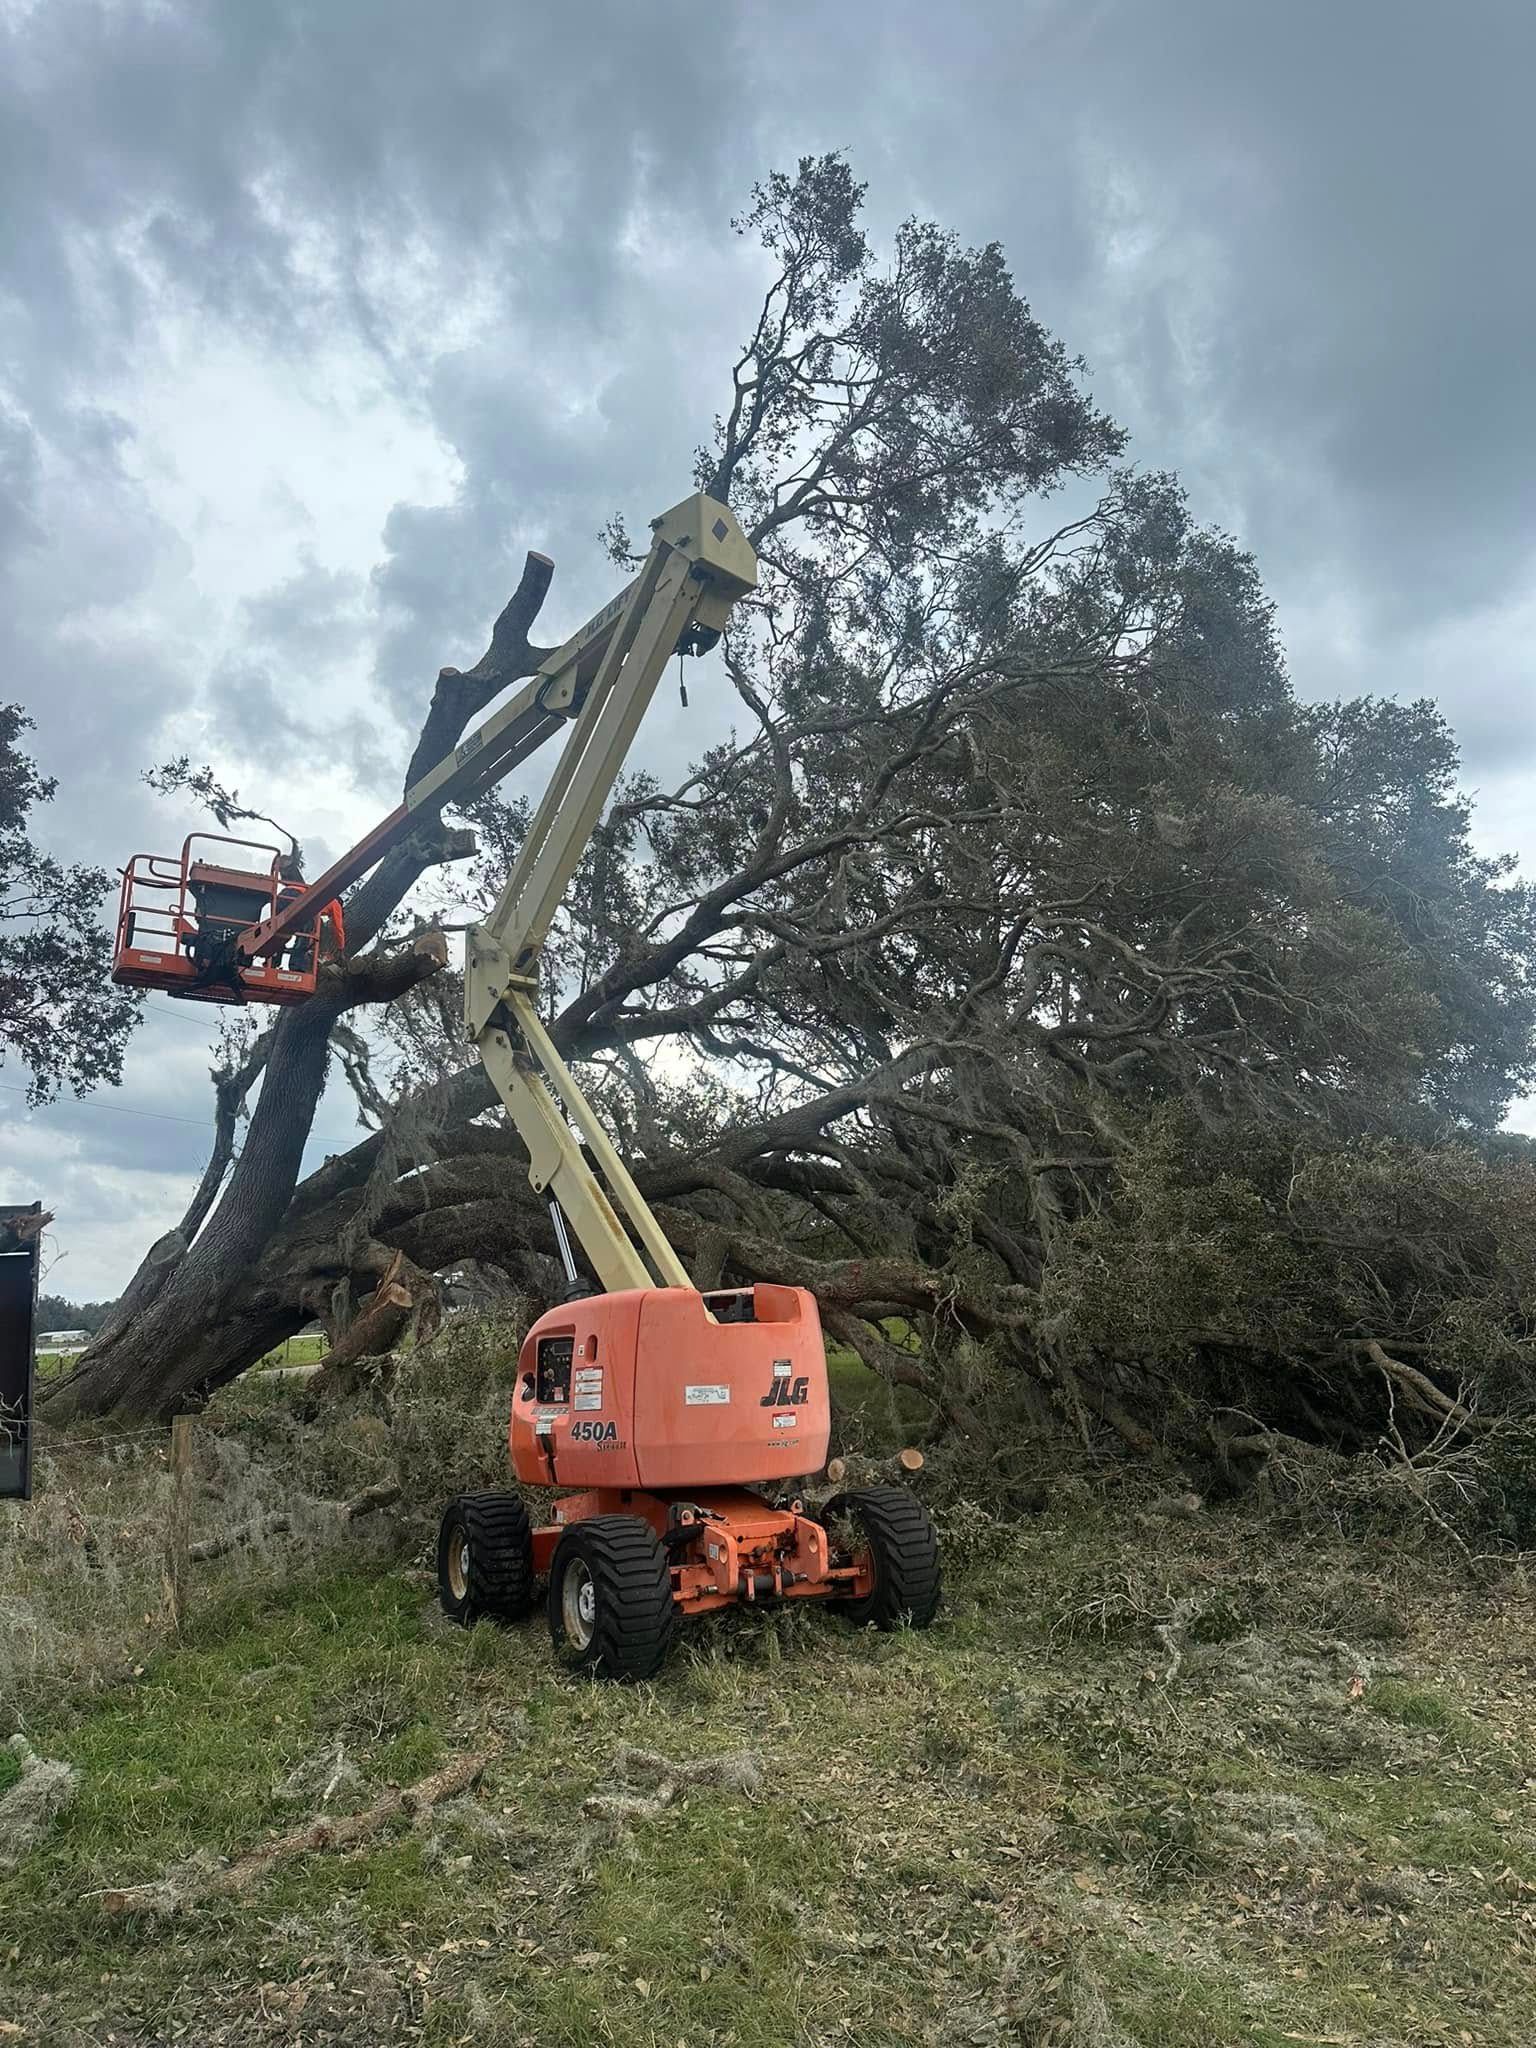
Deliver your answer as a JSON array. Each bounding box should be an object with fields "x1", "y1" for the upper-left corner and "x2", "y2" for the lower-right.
[
  {"x1": 824, "y1": 1486, "x2": 942, "y2": 1630},
  {"x1": 547, "y1": 1515, "x2": 676, "y2": 1681},
  {"x1": 437, "y1": 1492, "x2": 535, "y2": 1625}
]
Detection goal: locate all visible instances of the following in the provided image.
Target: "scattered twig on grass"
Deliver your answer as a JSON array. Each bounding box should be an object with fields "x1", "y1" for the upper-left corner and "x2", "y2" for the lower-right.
[
  {"x1": 275, "y1": 1739, "x2": 363, "y2": 1808},
  {"x1": 94, "y1": 1744, "x2": 497, "y2": 1917},
  {"x1": 1153, "y1": 1595, "x2": 1205, "y2": 1683},
  {"x1": 0, "y1": 1735, "x2": 79, "y2": 1869},
  {"x1": 581, "y1": 1742, "x2": 763, "y2": 1823}
]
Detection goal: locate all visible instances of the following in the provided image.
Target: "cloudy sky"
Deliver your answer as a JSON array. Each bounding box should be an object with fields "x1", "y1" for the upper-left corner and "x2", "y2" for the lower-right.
[{"x1": 3, "y1": 0, "x2": 1533, "y2": 1299}]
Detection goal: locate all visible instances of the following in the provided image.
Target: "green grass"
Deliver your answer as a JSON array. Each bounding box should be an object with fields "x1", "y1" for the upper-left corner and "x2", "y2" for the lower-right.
[
  {"x1": 33, "y1": 1329, "x2": 329, "y2": 1386},
  {"x1": 5, "y1": 1348, "x2": 1535, "y2": 2045},
  {"x1": 5, "y1": 1495, "x2": 1536, "y2": 2047},
  {"x1": 826, "y1": 1349, "x2": 928, "y2": 1439},
  {"x1": 1365, "y1": 1674, "x2": 1463, "y2": 1730},
  {"x1": 31, "y1": 1347, "x2": 82, "y2": 1381},
  {"x1": 825, "y1": 1320, "x2": 929, "y2": 1444},
  {"x1": 256, "y1": 1330, "x2": 329, "y2": 1367}
]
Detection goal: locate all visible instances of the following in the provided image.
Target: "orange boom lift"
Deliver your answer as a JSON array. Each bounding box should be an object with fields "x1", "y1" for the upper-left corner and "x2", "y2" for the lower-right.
[{"x1": 117, "y1": 495, "x2": 940, "y2": 1678}]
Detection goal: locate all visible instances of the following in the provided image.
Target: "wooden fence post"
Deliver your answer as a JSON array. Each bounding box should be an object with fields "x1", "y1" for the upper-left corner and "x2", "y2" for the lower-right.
[{"x1": 168, "y1": 1413, "x2": 196, "y2": 1628}]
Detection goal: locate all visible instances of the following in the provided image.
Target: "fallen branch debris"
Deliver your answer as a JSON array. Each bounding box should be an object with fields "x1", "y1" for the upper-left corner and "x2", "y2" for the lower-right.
[
  {"x1": 96, "y1": 1744, "x2": 496, "y2": 1917},
  {"x1": 1360, "y1": 1338, "x2": 1491, "y2": 1435},
  {"x1": 0, "y1": 1735, "x2": 79, "y2": 1869},
  {"x1": 185, "y1": 1480, "x2": 402, "y2": 1564},
  {"x1": 582, "y1": 1742, "x2": 764, "y2": 1824}
]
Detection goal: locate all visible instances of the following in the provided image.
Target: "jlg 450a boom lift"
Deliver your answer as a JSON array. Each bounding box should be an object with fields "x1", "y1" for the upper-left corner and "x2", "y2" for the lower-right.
[{"x1": 115, "y1": 495, "x2": 940, "y2": 1678}]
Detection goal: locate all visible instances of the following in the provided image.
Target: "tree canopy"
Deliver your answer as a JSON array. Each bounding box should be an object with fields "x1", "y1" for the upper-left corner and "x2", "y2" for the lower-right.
[
  {"x1": 35, "y1": 1293, "x2": 115, "y2": 1336},
  {"x1": 1, "y1": 703, "x2": 140, "y2": 1104}
]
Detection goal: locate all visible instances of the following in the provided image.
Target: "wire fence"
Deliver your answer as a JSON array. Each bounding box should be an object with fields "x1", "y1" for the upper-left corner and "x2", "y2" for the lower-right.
[
  {"x1": 33, "y1": 1426, "x2": 172, "y2": 1455},
  {"x1": 30, "y1": 1413, "x2": 257, "y2": 1457}
]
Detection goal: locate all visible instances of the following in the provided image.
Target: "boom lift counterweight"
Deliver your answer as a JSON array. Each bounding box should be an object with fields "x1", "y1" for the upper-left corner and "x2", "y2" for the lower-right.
[{"x1": 117, "y1": 493, "x2": 940, "y2": 1677}]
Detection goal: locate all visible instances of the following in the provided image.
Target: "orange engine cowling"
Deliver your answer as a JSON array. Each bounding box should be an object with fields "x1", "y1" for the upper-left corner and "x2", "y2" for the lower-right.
[{"x1": 509, "y1": 1283, "x2": 830, "y2": 1492}]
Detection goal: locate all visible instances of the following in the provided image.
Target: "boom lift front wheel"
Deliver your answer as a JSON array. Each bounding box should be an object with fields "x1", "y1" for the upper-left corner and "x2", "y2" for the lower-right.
[
  {"x1": 547, "y1": 1515, "x2": 676, "y2": 1681},
  {"x1": 825, "y1": 1486, "x2": 942, "y2": 1630},
  {"x1": 437, "y1": 1492, "x2": 535, "y2": 1625}
]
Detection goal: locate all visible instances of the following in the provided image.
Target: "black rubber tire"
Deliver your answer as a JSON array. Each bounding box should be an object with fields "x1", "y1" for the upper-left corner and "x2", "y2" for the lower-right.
[
  {"x1": 547, "y1": 1515, "x2": 676, "y2": 1682},
  {"x1": 437, "y1": 1491, "x2": 535, "y2": 1626},
  {"x1": 824, "y1": 1486, "x2": 942, "y2": 1630}
]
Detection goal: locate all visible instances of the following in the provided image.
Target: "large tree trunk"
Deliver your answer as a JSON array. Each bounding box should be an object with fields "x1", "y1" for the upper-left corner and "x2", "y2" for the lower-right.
[
  {"x1": 45, "y1": 1003, "x2": 339, "y2": 1419},
  {"x1": 42, "y1": 559, "x2": 556, "y2": 1424}
]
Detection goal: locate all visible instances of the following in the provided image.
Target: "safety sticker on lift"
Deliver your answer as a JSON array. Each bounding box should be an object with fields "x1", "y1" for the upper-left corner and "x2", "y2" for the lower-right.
[{"x1": 574, "y1": 1366, "x2": 603, "y2": 1412}]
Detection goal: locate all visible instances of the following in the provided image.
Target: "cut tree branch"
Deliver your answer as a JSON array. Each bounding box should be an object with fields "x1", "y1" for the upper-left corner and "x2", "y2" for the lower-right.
[{"x1": 96, "y1": 1743, "x2": 494, "y2": 1916}]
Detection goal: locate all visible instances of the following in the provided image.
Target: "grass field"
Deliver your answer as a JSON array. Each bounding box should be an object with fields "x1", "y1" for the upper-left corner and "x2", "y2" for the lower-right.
[
  {"x1": 260, "y1": 1332, "x2": 330, "y2": 1367},
  {"x1": 35, "y1": 1326, "x2": 883, "y2": 1384},
  {"x1": 4, "y1": 1353, "x2": 1535, "y2": 2045},
  {"x1": 33, "y1": 1331, "x2": 330, "y2": 1384}
]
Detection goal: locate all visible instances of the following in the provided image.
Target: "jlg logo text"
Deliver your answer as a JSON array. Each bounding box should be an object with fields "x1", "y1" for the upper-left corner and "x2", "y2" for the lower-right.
[{"x1": 760, "y1": 1374, "x2": 810, "y2": 1407}]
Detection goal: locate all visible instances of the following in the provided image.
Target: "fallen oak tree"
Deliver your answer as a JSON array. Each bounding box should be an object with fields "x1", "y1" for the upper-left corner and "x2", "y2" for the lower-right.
[
  {"x1": 41, "y1": 157, "x2": 1536, "y2": 1486},
  {"x1": 44, "y1": 154, "x2": 1127, "y2": 1427}
]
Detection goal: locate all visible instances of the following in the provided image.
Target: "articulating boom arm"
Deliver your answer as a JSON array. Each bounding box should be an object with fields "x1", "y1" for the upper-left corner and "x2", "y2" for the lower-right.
[
  {"x1": 463, "y1": 495, "x2": 757, "y2": 1295},
  {"x1": 226, "y1": 490, "x2": 753, "y2": 1297},
  {"x1": 236, "y1": 500, "x2": 745, "y2": 966}
]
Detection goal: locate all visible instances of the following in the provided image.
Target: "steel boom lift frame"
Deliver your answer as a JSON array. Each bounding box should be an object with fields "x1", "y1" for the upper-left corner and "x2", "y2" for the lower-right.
[
  {"x1": 460, "y1": 494, "x2": 755, "y2": 1297},
  {"x1": 117, "y1": 492, "x2": 759, "y2": 1275},
  {"x1": 230, "y1": 497, "x2": 747, "y2": 987},
  {"x1": 436, "y1": 496, "x2": 938, "y2": 1677}
]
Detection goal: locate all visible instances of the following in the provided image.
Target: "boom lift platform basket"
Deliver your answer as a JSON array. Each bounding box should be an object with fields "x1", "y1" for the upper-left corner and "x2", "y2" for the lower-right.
[{"x1": 111, "y1": 835, "x2": 324, "y2": 1006}]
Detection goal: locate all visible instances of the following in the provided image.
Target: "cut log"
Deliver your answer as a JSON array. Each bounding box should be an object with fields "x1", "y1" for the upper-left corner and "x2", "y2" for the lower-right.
[
  {"x1": 339, "y1": 1479, "x2": 404, "y2": 1520},
  {"x1": 822, "y1": 1447, "x2": 924, "y2": 1490},
  {"x1": 314, "y1": 1250, "x2": 432, "y2": 1384}
]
